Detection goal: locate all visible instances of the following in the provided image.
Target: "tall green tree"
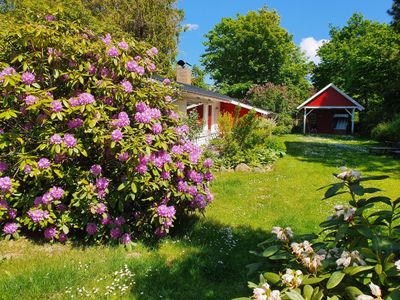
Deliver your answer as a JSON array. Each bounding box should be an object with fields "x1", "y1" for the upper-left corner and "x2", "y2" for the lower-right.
[
  {"x1": 201, "y1": 7, "x2": 310, "y2": 98},
  {"x1": 0, "y1": 0, "x2": 183, "y2": 74},
  {"x1": 313, "y1": 13, "x2": 400, "y2": 132},
  {"x1": 388, "y1": 0, "x2": 400, "y2": 32}
]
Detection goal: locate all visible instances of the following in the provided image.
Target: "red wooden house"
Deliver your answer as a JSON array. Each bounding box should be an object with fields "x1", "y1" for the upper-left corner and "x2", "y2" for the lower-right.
[{"x1": 297, "y1": 83, "x2": 364, "y2": 134}]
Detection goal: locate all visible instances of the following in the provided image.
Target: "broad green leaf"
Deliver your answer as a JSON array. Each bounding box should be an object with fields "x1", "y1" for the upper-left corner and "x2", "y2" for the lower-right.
[
  {"x1": 286, "y1": 291, "x2": 305, "y2": 300},
  {"x1": 262, "y1": 245, "x2": 280, "y2": 257},
  {"x1": 326, "y1": 271, "x2": 345, "y2": 289}
]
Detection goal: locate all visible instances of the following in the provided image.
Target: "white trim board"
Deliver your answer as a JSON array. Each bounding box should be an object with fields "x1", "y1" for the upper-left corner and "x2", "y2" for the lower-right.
[{"x1": 297, "y1": 83, "x2": 365, "y2": 111}]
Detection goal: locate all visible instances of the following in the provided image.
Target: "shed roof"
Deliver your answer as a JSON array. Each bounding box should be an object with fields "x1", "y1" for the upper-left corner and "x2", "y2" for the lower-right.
[{"x1": 297, "y1": 83, "x2": 364, "y2": 111}]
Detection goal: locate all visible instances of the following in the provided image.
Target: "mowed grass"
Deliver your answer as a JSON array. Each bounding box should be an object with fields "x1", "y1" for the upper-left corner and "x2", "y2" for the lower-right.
[{"x1": 1, "y1": 134, "x2": 399, "y2": 300}]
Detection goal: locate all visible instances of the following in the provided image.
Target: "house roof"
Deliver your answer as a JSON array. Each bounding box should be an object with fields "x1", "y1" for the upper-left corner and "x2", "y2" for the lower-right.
[
  {"x1": 297, "y1": 83, "x2": 365, "y2": 111},
  {"x1": 154, "y1": 76, "x2": 272, "y2": 116}
]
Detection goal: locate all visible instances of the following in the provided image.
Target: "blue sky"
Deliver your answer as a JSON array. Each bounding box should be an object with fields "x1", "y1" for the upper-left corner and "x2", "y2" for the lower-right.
[{"x1": 178, "y1": 0, "x2": 393, "y2": 67}]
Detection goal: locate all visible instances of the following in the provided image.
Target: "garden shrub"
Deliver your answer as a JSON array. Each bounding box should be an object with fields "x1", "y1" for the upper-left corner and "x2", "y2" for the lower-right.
[
  {"x1": 0, "y1": 11, "x2": 214, "y2": 243},
  {"x1": 217, "y1": 111, "x2": 235, "y2": 139},
  {"x1": 243, "y1": 168, "x2": 400, "y2": 300},
  {"x1": 207, "y1": 109, "x2": 283, "y2": 168},
  {"x1": 181, "y1": 109, "x2": 203, "y2": 141},
  {"x1": 371, "y1": 114, "x2": 400, "y2": 143}
]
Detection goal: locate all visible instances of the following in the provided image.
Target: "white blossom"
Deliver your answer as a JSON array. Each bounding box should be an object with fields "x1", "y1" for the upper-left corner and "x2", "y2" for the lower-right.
[
  {"x1": 271, "y1": 227, "x2": 293, "y2": 242},
  {"x1": 336, "y1": 167, "x2": 361, "y2": 182},
  {"x1": 395, "y1": 259, "x2": 400, "y2": 271},
  {"x1": 336, "y1": 250, "x2": 366, "y2": 268},
  {"x1": 369, "y1": 282, "x2": 381, "y2": 297},
  {"x1": 282, "y1": 269, "x2": 302, "y2": 288},
  {"x1": 269, "y1": 290, "x2": 281, "y2": 300},
  {"x1": 356, "y1": 295, "x2": 374, "y2": 300},
  {"x1": 253, "y1": 288, "x2": 267, "y2": 300}
]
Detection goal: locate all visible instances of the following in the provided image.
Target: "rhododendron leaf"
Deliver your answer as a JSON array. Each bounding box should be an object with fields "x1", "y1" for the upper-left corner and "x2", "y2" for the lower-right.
[
  {"x1": 62, "y1": 225, "x2": 69, "y2": 234},
  {"x1": 344, "y1": 286, "x2": 363, "y2": 299},
  {"x1": 131, "y1": 182, "x2": 137, "y2": 193},
  {"x1": 261, "y1": 245, "x2": 280, "y2": 257},
  {"x1": 303, "y1": 285, "x2": 314, "y2": 299},
  {"x1": 286, "y1": 291, "x2": 305, "y2": 300},
  {"x1": 263, "y1": 272, "x2": 280, "y2": 284},
  {"x1": 53, "y1": 169, "x2": 64, "y2": 178},
  {"x1": 326, "y1": 271, "x2": 345, "y2": 289},
  {"x1": 302, "y1": 275, "x2": 329, "y2": 285},
  {"x1": 386, "y1": 290, "x2": 400, "y2": 300},
  {"x1": 343, "y1": 265, "x2": 374, "y2": 276},
  {"x1": 354, "y1": 225, "x2": 373, "y2": 238},
  {"x1": 117, "y1": 183, "x2": 126, "y2": 191}
]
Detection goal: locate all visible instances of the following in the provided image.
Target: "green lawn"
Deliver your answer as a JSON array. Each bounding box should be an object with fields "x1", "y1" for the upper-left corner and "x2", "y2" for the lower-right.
[{"x1": 1, "y1": 134, "x2": 399, "y2": 300}]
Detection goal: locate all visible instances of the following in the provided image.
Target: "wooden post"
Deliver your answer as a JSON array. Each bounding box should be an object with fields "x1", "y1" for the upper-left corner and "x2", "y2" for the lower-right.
[
  {"x1": 351, "y1": 108, "x2": 355, "y2": 134},
  {"x1": 203, "y1": 103, "x2": 209, "y2": 135},
  {"x1": 303, "y1": 108, "x2": 307, "y2": 134}
]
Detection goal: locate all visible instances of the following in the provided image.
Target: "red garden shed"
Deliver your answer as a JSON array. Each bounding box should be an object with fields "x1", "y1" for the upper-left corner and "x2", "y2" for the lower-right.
[{"x1": 297, "y1": 83, "x2": 364, "y2": 134}]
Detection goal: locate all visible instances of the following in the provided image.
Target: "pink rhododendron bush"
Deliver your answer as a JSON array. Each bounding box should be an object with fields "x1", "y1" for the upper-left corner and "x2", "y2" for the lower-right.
[{"x1": 0, "y1": 13, "x2": 213, "y2": 243}]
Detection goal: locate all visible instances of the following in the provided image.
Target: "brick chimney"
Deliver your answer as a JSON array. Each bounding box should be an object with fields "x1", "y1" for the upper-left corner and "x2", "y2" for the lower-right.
[{"x1": 176, "y1": 65, "x2": 192, "y2": 85}]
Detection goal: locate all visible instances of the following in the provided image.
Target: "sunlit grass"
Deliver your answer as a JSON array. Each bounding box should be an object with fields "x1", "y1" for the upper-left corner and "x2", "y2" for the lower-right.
[{"x1": 0, "y1": 134, "x2": 399, "y2": 299}]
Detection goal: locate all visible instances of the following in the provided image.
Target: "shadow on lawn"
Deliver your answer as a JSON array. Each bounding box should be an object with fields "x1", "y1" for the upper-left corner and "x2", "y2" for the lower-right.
[
  {"x1": 129, "y1": 217, "x2": 271, "y2": 300},
  {"x1": 285, "y1": 140, "x2": 400, "y2": 177}
]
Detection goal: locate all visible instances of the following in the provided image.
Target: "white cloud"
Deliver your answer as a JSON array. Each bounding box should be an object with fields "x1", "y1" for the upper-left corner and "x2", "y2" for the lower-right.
[
  {"x1": 183, "y1": 23, "x2": 199, "y2": 31},
  {"x1": 300, "y1": 37, "x2": 329, "y2": 64}
]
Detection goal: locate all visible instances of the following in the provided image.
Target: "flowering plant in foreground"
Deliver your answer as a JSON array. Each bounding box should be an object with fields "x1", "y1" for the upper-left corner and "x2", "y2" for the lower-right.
[
  {"x1": 243, "y1": 168, "x2": 400, "y2": 300},
  {"x1": 0, "y1": 11, "x2": 213, "y2": 243}
]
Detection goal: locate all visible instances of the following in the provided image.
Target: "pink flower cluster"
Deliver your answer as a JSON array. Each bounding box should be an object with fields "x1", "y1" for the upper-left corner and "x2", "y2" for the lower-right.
[
  {"x1": 27, "y1": 208, "x2": 50, "y2": 223},
  {"x1": 21, "y1": 72, "x2": 35, "y2": 85},
  {"x1": 112, "y1": 112, "x2": 130, "y2": 128},
  {"x1": 0, "y1": 67, "x2": 16, "y2": 83},
  {"x1": 50, "y1": 100, "x2": 63, "y2": 112},
  {"x1": 134, "y1": 102, "x2": 161, "y2": 124},
  {"x1": 3, "y1": 222, "x2": 18, "y2": 235},
  {"x1": 37, "y1": 158, "x2": 51, "y2": 170},
  {"x1": 24, "y1": 95, "x2": 37, "y2": 106},
  {"x1": 49, "y1": 133, "x2": 77, "y2": 148},
  {"x1": 126, "y1": 60, "x2": 145, "y2": 76},
  {"x1": 69, "y1": 93, "x2": 95, "y2": 107},
  {"x1": 0, "y1": 176, "x2": 12, "y2": 192},
  {"x1": 156, "y1": 204, "x2": 176, "y2": 237},
  {"x1": 121, "y1": 80, "x2": 133, "y2": 93},
  {"x1": 96, "y1": 177, "x2": 109, "y2": 199},
  {"x1": 0, "y1": 161, "x2": 8, "y2": 172},
  {"x1": 67, "y1": 118, "x2": 83, "y2": 129}
]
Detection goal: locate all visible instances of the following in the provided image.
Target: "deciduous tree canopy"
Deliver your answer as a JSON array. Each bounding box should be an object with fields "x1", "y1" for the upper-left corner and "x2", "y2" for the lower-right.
[
  {"x1": 201, "y1": 7, "x2": 310, "y2": 99},
  {"x1": 0, "y1": 0, "x2": 183, "y2": 74},
  {"x1": 313, "y1": 13, "x2": 400, "y2": 132}
]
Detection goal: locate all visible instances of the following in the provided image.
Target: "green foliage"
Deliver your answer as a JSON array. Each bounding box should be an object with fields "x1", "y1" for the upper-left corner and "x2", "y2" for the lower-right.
[
  {"x1": 245, "y1": 83, "x2": 311, "y2": 134},
  {"x1": 0, "y1": 0, "x2": 183, "y2": 74},
  {"x1": 371, "y1": 114, "x2": 400, "y2": 143},
  {"x1": 313, "y1": 13, "x2": 400, "y2": 133},
  {"x1": 190, "y1": 64, "x2": 210, "y2": 90},
  {"x1": 388, "y1": 0, "x2": 400, "y2": 32},
  {"x1": 207, "y1": 110, "x2": 283, "y2": 168},
  {"x1": 244, "y1": 167, "x2": 400, "y2": 299},
  {"x1": 217, "y1": 111, "x2": 235, "y2": 138},
  {"x1": 201, "y1": 6, "x2": 311, "y2": 98},
  {"x1": 181, "y1": 109, "x2": 203, "y2": 141},
  {"x1": 0, "y1": 11, "x2": 212, "y2": 242}
]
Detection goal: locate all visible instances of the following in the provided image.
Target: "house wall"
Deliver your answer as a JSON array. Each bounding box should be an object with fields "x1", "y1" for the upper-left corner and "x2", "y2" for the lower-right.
[
  {"x1": 307, "y1": 109, "x2": 350, "y2": 134},
  {"x1": 175, "y1": 99, "x2": 187, "y2": 115},
  {"x1": 220, "y1": 102, "x2": 253, "y2": 117},
  {"x1": 306, "y1": 87, "x2": 356, "y2": 107}
]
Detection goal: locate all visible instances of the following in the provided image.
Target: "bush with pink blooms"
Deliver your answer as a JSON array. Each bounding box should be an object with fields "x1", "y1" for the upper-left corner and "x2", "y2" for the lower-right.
[{"x1": 0, "y1": 11, "x2": 214, "y2": 243}]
